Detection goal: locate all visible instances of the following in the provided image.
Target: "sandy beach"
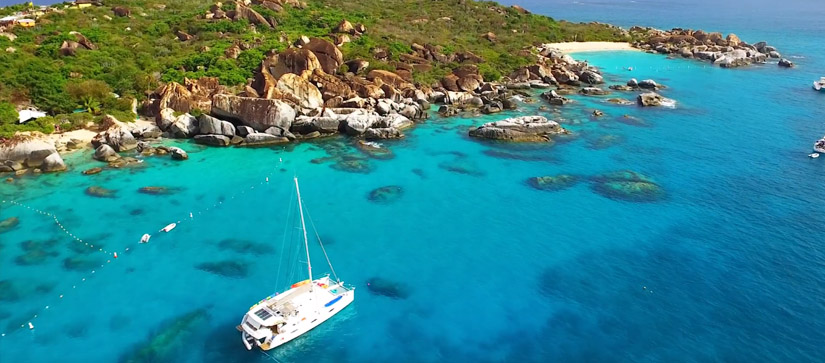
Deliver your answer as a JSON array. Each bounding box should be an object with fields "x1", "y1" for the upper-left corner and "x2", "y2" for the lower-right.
[{"x1": 545, "y1": 41, "x2": 638, "y2": 53}]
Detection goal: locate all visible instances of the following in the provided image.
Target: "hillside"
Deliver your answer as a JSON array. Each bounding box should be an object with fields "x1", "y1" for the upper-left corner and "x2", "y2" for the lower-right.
[{"x1": 0, "y1": 0, "x2": 627, "y2": 138}]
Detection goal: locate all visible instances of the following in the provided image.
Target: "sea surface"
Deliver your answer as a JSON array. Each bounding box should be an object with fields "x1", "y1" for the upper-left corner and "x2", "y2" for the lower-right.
[{"x1": 3, "y1": 1, "x2": 825, "y2": 362}]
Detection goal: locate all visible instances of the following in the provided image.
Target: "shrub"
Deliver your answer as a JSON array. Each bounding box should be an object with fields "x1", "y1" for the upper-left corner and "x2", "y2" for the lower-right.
[{"x1": 0, "y1": 102, "x2": 18, "y2": 125}]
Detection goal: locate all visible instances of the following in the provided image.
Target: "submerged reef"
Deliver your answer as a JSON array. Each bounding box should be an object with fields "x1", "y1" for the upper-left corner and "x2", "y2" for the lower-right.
[
  {"x1": 85, "y1": 186, "x2": 117, "y2": 198},
  {"x1": 138, "y1": 186, "x2": 184, "y2": 196},
  {"x1": 120, "y1": 308, "x2": 209, "y2": 363},
  {"x1": 527, "y1": 174, "x2": 580, "y2": 191},
  {"x1": 368, "y1": 186, "x2": 404, "y2": 204},
  {"x1": 366, "y1": 277, "x2": 410, "y2": 299},
  {"x1": 195, "y1": 260, "x2": 249, "y2": 278},
  {"x1": 0, "y1": 216, "x2": 20, "y2": 233},
  {"x1": 590, "y1": 170, "x2": 666, "y2": 202}
]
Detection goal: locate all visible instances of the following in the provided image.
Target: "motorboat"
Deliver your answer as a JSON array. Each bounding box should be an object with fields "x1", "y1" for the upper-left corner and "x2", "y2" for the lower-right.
[
  {"x1": 814, "y1": 137, "x2": 825, "y2": 153},
  {"x1": 814, "y1": 77, "x2": 825, "y2": 92}
]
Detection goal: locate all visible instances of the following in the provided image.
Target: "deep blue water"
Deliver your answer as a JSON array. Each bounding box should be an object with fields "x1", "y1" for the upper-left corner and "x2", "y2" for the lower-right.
[{"x1": 3, "y1": 1, "x2": 825, "y2": 362}]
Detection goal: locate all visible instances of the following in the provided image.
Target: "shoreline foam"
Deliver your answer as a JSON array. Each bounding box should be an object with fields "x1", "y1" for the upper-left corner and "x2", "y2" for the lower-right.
[{"x1": 545, "y1": 41, "x2": 638, "y2": 53}]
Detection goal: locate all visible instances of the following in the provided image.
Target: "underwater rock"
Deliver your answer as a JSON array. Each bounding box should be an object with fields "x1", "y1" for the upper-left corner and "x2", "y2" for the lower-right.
[
  {"x1": 616, "y1": 114, "x2": 649, "y2": 127},
  {"x1": 129, "y1": 208, "x2": 143, "y2": 216},
  {"x1": 527, "y1": 174, "x2": 580, "y2": 191},
  {"x1": 108, "y1": 156, "x2": 144, "y2": 169},
  {"x1": 138, "y1": 186, "x2": 183, "y2": 196},
  {"x1": 590, "y1": 170, "x2": 666, "y2": 202},
  {"x1": 16, "y1": 247, "x2": 59, "y2": 265},
  {"x1": 483, "y1": 149, "x2": 559, "y2": 163},
  {"x1": 121, "y1": 309, "x2": 209, "y2": 363},
  {"x1": 195, "y1": 260, "x2": 249, "y2": 278},
  {"x1": 0, "y1": 216, "x2": 19, "y2": 233},
  {"x1": 63, "y1": 256, "x2": 103, "y2": 271},
  {"x1": 0, "y1": 280, "x2": 20, "y2": 302},
  {"x1": 355, "y1": 140, "x2": 394, "y2": 160},
  {"x1": 411, "y1": 168, "x2": 426, "y2": 178},
  {"x1": 606, "y1": 98, "x2": 634, "y2": 105},
  {"x1": 366, "y1": 277, "x2": 410, "y2": 299},
  {"x1": 0, "y1": 280, "x2": 54, "y2": 303},
  {"x1": 438, "y1": 159, "x2": 486, "y2": 177},
  {"x1": 217, "y1": 238, "x2": 274, "y2": 254},
  {"x1": 331, "y1": 157, "x2": 372, "y2": 174},
  {"x1": 586, "y1": 134, "x2": 624, "y2": 150},
  {"x1": 368, "y1": 186, "x2": 404, "y2": 204},
  {"x1": 85, "y1": 186, "x2": 117, "y2": 198},
  {"x1": 82, "y1": 167, "x2": 103, "y2": 175}
]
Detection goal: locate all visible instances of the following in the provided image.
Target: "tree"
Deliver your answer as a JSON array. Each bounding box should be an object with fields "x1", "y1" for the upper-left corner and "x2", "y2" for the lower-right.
[
  {"x1": 67, "y1": 79, "x2": 113, "y2": 114},
  {"x1": 0, "y1": 102, "x2": 18, "y2": 125}
]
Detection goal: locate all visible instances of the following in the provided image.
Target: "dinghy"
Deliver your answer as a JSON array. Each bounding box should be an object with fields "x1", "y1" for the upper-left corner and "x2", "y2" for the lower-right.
[
  {"x1": 814, "y1": 77, "x2": 825, "y2": 92},
  {"x1": 160, "y1": 223, "x2": 176, "y2": 232},
  {"x1": 139, "y1": 233, "x2": 151, "y2": 243},
  {"x1": 814, "y1": 138, "x2": 825, "y2": 153},
  {"x1": 809, "y1": 153, "x2": 820, "y2": 158}
]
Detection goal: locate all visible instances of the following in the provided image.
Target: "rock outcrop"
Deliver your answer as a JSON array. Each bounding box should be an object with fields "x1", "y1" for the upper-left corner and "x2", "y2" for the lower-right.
[
  {"x1": 630, "y1": 27, "x2": 780, "y2": 68},
  {"x1": 150, "y1": 77, "x2": 226, "y2": 115},
  {"x1": 304, "y1": 38, "x2": 343, "y2": 75},
  {"x1": 637, "y1": 92, "x2": 675, "y2": 107},
  {"x1": 468, "y1": 116, "x2": 568, "y2": 142},
  {"x1": 211, "y1": 95, "x2": 296, "y2": 132},
  {"x1": 91, "y1": 116, "x2": 138, "y2": 152},
  {"x1": 0, "y1": 138, "x2": 66, "y2": 173}
]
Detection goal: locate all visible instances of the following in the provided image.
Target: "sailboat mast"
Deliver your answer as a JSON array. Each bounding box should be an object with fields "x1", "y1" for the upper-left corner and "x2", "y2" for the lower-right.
[{"x1": 294, "y1": 177, "x2": 312, "y2": 290}]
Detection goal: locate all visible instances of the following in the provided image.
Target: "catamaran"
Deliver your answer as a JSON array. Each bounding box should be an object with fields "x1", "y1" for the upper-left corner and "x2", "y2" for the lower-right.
[{"x1": 237, "y1": 177, "x2": 355, "y2": 351}]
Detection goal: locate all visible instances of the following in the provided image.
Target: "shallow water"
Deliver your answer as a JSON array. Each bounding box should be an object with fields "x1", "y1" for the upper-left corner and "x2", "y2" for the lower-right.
[{"x1": 4, "y1": 4, "x2": 825, "y2": 362}]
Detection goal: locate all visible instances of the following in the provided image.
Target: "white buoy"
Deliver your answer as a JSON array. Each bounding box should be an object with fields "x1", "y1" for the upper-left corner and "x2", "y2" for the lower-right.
[
  {"x1": 28, "y1": 322, "x2": 34, "y2": 330},
  {"x1": 189, "y1": 212, "x2": 193, "y2": 218}
]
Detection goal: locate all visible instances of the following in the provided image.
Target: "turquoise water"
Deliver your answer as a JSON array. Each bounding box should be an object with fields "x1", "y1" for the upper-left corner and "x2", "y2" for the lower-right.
[{"x1": 4, "y1": 4, "x2": 825, "y2": 363}]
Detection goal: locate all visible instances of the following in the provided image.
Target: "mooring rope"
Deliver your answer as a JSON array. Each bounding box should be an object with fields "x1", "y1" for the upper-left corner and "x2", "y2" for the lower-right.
[{"x1": 0, "y1": 159, "x2": 287, "y2": 338}]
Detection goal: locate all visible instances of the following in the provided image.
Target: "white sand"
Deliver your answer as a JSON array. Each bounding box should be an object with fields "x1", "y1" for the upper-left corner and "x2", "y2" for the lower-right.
[{"x1": 545, "y1": 42, "x2": 638, "y2": 53}]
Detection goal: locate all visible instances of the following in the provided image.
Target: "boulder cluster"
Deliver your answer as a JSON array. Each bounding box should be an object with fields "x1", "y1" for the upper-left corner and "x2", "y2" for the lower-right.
[
  {"x1": 630, "y1": 27, "x2": 786, "y2": 68},
  {"x1": 204, "y1": 0, "x2": 307, "y2": 27},
  {"x1": 469, "y1": 115, "x2": 568, "y2": 142},
  {"x1": 0, "y1": 136, "x2": 66, "y2": 173},
  {"x1": 505, "y1": 44, "x2": 605, "y2": 88}
]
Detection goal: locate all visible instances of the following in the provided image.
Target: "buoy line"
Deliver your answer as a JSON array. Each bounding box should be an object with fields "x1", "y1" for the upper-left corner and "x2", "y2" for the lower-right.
[{"x1": 0, "y1": 159, "x2": 286, "y2": 339}]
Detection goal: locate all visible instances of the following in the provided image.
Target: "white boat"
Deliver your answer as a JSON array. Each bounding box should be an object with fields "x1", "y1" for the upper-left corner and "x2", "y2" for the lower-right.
[
  {"x1": 814, "y1": 138, "x2": 825, "y2": 153},
  {"x1": 238, "y1": 177, "x2": 355, "y2": 351},
  {"x1": 814, "y1": 77, "x2": 825, "y2": 92},
  {"x1": 139, "y1": 233, "x2": 151, "y2": 243},
  {"x1": 809, "y1": 153, "x2": 820, "y2": 158},
  {"x1": 160, "y1": 223, "x2": 176, "y2": 232}
]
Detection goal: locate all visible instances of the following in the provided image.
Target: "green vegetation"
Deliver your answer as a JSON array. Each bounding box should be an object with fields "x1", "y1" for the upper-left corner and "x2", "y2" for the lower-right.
[{"x1": 0, "y1": 0, "x2": 627, "y2": 138}]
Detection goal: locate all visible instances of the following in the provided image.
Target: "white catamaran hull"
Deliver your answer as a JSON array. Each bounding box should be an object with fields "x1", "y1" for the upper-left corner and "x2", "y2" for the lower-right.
[{"x1": 240, "y1": 277, "x2": 355, "y2": 351}]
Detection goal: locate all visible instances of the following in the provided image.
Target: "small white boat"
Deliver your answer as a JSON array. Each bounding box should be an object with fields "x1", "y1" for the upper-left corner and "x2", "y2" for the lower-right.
[
  {"x1": 814, "y1": 77, "x2": 825, "y2": 92},
  {"x1": 814, "y1": 138, "x2": 825, "y2": 153},
  {"x1": 139, "y1": 234, "x2": 151, "y2": 243},
  {"x1": 809, "y1": 153, "x2": 820, "y2": 158},
  {"x1": 238, "y1": 177, "x2": 355, "y2": 351},
  {"x1": 160, "y1": 223, "x2": 176, "y2": 232}
]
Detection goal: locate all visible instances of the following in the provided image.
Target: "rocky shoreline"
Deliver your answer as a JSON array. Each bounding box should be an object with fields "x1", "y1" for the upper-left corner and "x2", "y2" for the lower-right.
[
  {"x1": 629, "y1": 27, "x2": 791, "y2": 68},
  {"x1": 1, "y1": 20, "x2": 789, "y2": 174}
]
